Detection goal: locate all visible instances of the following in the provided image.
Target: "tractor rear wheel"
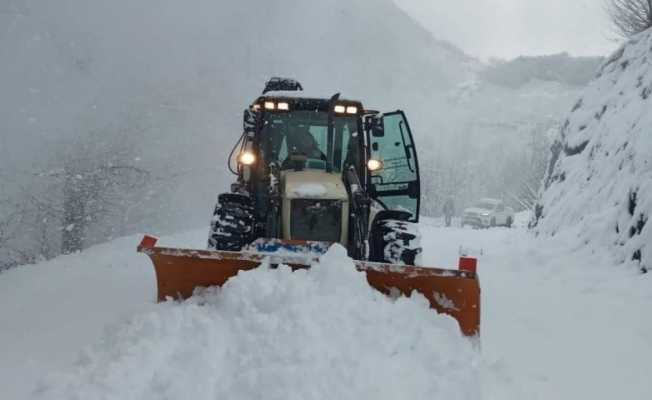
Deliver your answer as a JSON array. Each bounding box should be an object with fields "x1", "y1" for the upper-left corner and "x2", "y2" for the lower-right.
[
  {"x1": 207, "y1": 193, "x2": 255, "y2": 251},
  {"x1": 370, "y1": 219, "x2": 422, "y2": 266}
]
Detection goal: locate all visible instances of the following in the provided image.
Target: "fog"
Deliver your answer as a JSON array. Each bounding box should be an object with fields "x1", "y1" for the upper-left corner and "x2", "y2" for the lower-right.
[
  {"x1": 394, "y1": 0, "x2": 615, "y2": 59},
  {"x1": 0, "y1": 0, "x2": 607, "y2": 267}
]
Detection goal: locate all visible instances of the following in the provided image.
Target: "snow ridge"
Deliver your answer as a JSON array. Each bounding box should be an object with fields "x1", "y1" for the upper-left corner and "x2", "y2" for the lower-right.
[
  {"x1": 533, "y1": 29, "x2": 652, "y2": 272},
  {"x1": 35, "y1": 245, "x2": 479, "y2": 400}
]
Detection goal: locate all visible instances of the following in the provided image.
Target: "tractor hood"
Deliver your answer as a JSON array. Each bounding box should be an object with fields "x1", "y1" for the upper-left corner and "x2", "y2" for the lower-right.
[
  {"x1": 282, "y1": 170, "x2": 348, "y2": 200},
  {"x1": 280, "y1": 170, "x2": 350, "y2": 244}
]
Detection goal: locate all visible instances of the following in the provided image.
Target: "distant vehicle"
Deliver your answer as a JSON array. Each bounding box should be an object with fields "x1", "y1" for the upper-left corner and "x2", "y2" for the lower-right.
[{"x1": 462, "y1": 198, "x2": 514, "y2": 228}]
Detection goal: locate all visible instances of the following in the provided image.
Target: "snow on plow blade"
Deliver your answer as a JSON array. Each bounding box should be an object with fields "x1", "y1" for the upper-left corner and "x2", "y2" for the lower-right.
[{"x1": 137, "y1": 235, "x2": 481, "y2": 336}]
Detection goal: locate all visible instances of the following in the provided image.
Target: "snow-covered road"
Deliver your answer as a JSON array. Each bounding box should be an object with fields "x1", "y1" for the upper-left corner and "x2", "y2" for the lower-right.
[
  {"x1": 420, "y1": 218, "x2": 652, "y2": 399},
  {"x1": 1, "y1": 220, "x2": 650, "y2": 399}
]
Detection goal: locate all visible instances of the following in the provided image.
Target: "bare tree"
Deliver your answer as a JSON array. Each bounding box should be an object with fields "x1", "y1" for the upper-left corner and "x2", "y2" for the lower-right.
[
  {"x1": 55, "y1": 161, "x2": 149, "y2": 254},
  {"x1": 607, "y1": 0, "x2": 652, "y2": 38},
  {"x1": 0, "y1": 199, "x2": 33, "y2": 270},
  {"x1": 0, "y1": 202, "x2": 20, "y2": 249},
  {"x1": 0, "y1": 156, "x2": 154, "y2": 267}
]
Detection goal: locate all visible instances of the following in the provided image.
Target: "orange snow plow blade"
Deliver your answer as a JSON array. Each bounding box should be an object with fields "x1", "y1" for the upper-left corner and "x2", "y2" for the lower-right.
[{"x1": 137, "y1": 235, "x2": 481, "y2": 336}]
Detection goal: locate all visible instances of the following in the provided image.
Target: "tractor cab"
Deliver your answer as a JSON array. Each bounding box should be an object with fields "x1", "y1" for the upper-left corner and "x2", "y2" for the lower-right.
[
  {"x1": 252, "y1": 95, "x2": 363, "y2": 175},
  {"x1": 232, "y1": 78, "x2": 421, "y2": 235}
]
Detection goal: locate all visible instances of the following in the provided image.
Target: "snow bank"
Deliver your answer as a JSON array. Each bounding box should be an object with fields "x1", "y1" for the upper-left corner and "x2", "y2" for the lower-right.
[
  {"x1": 533, "y1": 29, "x2": 652, "y2": 272},
  {"x1": 0, "y1": 234, "x2": 160, "y2": 400},
  {"x1": 35, "y1": 245, "x2": 479, "y2": 400}
]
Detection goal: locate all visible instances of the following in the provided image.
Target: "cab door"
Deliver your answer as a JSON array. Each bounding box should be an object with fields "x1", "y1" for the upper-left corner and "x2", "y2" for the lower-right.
[{"x1": 367, "y1": 111, "x2": 420, "y2": 222}]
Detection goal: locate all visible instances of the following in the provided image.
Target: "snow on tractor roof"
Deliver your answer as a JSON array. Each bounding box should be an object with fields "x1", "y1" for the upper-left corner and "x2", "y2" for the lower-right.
[
  {"x1": 258, "y1": 77, "x2": 362, "y2": 105},
  {"x1": 262, "y1": 77, "x2": 303, "y2": 94},
  {"x1": 259, "y1": 90, "x2": 361, "y2": 104}
]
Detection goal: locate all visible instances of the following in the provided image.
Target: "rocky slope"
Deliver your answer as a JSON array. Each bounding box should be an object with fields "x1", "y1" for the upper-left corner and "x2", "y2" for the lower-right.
[{"x1": 533, "y1": 29, "x2": 652, "y2": 272}]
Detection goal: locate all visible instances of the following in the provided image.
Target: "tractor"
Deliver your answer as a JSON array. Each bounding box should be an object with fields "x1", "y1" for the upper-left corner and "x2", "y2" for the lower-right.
[
  {"x1": 137, "y1": 78, "x2": 480, "y2": 337},
  {"x1": 208, "y1": 77, "x2": 422, "y2": 266}
]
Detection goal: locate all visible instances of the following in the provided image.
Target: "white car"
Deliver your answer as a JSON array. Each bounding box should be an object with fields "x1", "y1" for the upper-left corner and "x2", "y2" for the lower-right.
[{"x1": 462, "y1": 198, "x2": 514, "y2": 228}]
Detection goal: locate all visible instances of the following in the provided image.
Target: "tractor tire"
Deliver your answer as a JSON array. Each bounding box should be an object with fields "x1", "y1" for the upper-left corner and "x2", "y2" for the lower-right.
[
  {"x1": 490, "y1": 217, "x2": 496, "y2": 228},
  {"x1": 506, "y1": 216, "x2": 513, "y2": 228},
  {"x1": 207, "y1": 193, "x2": 255, "y2": 251},
  {"x1": 370, "y1": 219, "x2": 422, "y2": 266}
]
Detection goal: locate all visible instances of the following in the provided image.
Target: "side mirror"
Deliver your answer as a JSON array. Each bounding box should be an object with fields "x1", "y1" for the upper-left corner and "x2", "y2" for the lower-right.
[
  {"x1": 243, "y1": 109, "x2": 257, "y2": 135},
  {"x1": 365, "y1": 115, "x2": 384, "y2": 137}
]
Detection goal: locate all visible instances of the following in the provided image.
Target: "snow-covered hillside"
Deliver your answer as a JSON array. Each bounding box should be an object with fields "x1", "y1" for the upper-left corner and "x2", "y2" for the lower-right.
[
  {"x1": 534, "y1": 29, "x2": 652, "y2": 273},
  {"x1": 0, "y1": 0, "x2": 475, "y2": 171}
]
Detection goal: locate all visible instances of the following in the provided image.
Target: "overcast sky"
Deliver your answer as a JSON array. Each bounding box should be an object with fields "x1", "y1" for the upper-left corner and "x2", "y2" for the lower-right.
[{"x1": 394, "y1": 0, "x2": 618, "y2": 60}]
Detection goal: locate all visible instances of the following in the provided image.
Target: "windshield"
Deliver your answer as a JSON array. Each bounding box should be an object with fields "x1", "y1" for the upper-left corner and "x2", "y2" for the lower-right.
[
  {"x1": 473, "y1": 200, "x2": 497, "y2": 210},
  {"x1": 259, "y1": 111, "x2": 359, "y2": 172}
]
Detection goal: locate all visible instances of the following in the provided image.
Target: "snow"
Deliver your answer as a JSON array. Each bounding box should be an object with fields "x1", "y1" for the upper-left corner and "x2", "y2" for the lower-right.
[
  {"x1": 0, "y1": 234, "x2": 159, "y2": 400},
  {"x1": 290, "y1": 183, "x2": 328, "y2": 197},
  {"x1": 3, "y1": 231, "x2": 478, "y2": 400},
  {"x1": 534, "y1": 29, "x2": 652, "y2": 272},
  {"x1": 260, "y1": 90, "x2": 348, "y2": 100},
  {"x1": 2, "y1": 222, "x2": 651, "y2": 399},
  {"x1": 418, "y1": 219, "x2": 652, "y2": 400}
]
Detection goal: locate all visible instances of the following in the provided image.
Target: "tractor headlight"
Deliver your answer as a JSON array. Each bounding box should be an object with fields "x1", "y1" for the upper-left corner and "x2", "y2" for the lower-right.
[
  {"x1": 260, "y1": 101, "x2": 289, "y2": 111},
  {"x1": 334, "y1": 105, "x2": 346, "y2": 113},
  {"x1": 277, "y1": 102, "x2": 289, "y2": 111},
  {"x1": 367, "y1": 159, "x2": 384, "y2": 172},
  {"x1": 334, "y1": 104, "x2": 359, "y2": 114},
  {"x1": 238, "y1": 151, "x2": 256, "y2": 165}
]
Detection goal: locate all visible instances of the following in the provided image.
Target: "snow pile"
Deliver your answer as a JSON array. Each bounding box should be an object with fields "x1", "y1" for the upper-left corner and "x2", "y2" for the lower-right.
[
  {"x1": 533, "y1": 29, "x2": 652, "y2": 272},
  {"x1": 35, "y1": 245, "x2": 479, "y2": 400}
]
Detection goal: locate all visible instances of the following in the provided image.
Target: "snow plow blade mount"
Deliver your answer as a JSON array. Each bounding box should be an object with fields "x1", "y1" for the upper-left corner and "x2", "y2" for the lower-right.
[{"x1": 137, "y1": 236, "x2": 481, "y2": 337}]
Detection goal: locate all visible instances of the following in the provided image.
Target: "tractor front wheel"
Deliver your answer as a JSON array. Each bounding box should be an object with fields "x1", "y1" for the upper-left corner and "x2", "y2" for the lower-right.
[
  {"x1": 370, "y1": 219, "x2": 422, "y2": 266},
  {"x1": 207, "y1": 193, "x2": 255, "y2": 251}
]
